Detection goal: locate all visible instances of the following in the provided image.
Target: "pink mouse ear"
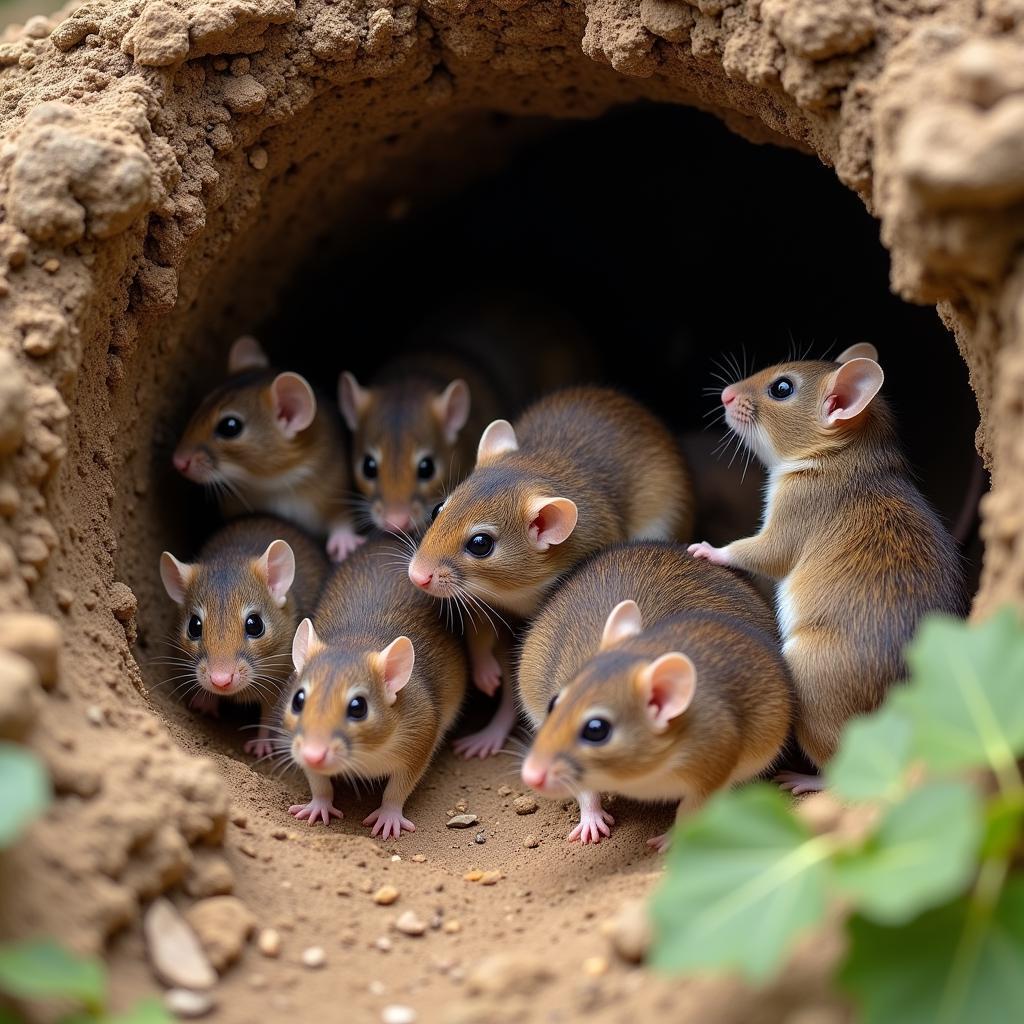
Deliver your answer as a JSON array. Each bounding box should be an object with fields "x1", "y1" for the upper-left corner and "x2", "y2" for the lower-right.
[
  {"x1": 270, "y1": 372, "x2": 317, "y2": 439},
  {"x1": 526, "y1": 496, "x2": 578, "y2": 551},
  {"x1": 600, "y1": 600, "x2": 644, "y2": 651},
  {"x1": 338, "y1": 371, "x2": 370, "y2": 432},
  {"x1": 634, "y1": 652, "x2": 697, "y2": 732},
  {"x1": 376, "y1": 636, "x2": 415, "y2": 704},
  {"x1": 477, "y1": 420, "x2": 518, "y2": 464},
  {"x1": 835, "y1": 342, "x2": 879, "y2": 364},
  {"x1": 160, "y1": 552, "x2": 195, "y2": 605},
  {"x1": 254, "y1": 540, "x2": 295, "y2": 607},
  {"x1": 432, "y1": 379, "x2": 471, "y2": 445},
  {"x1": 292, "y1": 618, "x2": 322, "y2": 674},
  {"x1": 822, "y1": 358, "x2": 884, "y2": 425},
  {"x1": 228, "y1": 336, "x2": 269, "y2": 374}
]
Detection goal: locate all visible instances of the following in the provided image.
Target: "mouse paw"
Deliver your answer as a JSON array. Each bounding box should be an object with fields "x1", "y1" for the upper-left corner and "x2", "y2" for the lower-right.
[
  {"x1": 687, "y1": 541, "x2": 731, "y2": 566},
  {"x1": 470, "y1": 651, "x2": 502, "y2": 697},
  {"x1": 289, "y1": 797, "x2": 344, "y2": 826},
  {"x1": 364, "y1": 804, "x2": 415, "y2": 841},
  {"x1": 453, "y1": 720, "x2": 511, "y2": 760},
  {"x1": 775, "y1": 771, "x2": 826, "y2": 796},
  {"x1": 189, "y1": 690, "x2": 220, "y2": 717},
  {"x1": 244, "y1": 736, "x2": 275, "y2": 759},
  {"x1": 646, "y1": 832, "x2": 671, "y2": 853},
  {"x1": 327, "y1": 526, "x2": 365, "y2": 563},
  {"x1": 568, "y1": 807, "x2": 615, "y2": 845}
]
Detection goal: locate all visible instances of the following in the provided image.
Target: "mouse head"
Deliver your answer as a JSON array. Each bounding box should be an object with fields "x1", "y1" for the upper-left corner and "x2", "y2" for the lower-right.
[
  {"x1": 159, "y1": 538, "x2": 297, "y2": 701},
  {"x1": 521, "y1": 600, "x2": 697, "y2": 797},
  {"x1": 406, "y1": 420, "x2": 578, "y2": 618},
  {"x1": 281, "y1": 620, "x2": 414, "y2": 777},
  {"x1": 720, "y1": 343, "x2": 885, "y2": 467},
  {"x1": 173, "y1": 337, "x2": 318, "y2": 489},
  {"x1": 339, "y1": 371, "x2": 471, "y2": 535}
]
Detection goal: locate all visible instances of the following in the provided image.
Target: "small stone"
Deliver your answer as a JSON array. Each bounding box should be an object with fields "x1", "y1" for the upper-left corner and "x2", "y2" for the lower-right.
[
  {"x1": 373, "y1": 885, "x2": 400, "y2": 906},
  {"x1": 271, "y1": 828, "x2": 288, "y2": 840},
  {"x1": 605, "y1": 901, "x2": 651, "y2": 965},
  {"x1": 0, "y1": 613, "x2": 60, "y2": 688},
  {"x1": 165, "y1": 988, "x2": 214, "y2": 1019},
  {"x1": 185, "y1": 896, "x2": 256, "y2": 973},
  {"x1": 446, "y1": 814, "x2": 478, "y2": 829},
  {"x1": 55, "y1": 588, "x2": 74, "y2": 611},
  {"x1": 479, "y1": 871, "x2": 502, "y2": 886},
  {"x1": 513, "y1": 796, "x2": 538, "y2": 815},
  {"x1": 455, "y1": 800, "x2": 468, "y2": 813},
  {"x1": 463, "y1": 870, "x2": 483, "y2": 882},
  {"x1": 522, "y1": 835, "x2": 539, "y2": 849},
  {"x1": 466, "y1": 953, "x2": 553, "y2": 997},
  {"x1": 42, "y1": 258, "x2": 60, "y2": 273},
  {"x1": 144, "y1": 899, "x2": 216, "y2": 991},
  {"x1": 411, "y1": 854, "x2": 426, "y2": 863},
  {"x1": 442, "y1": 920, "x2": 461, "y2": 934},
  {"x1": 382, "y1": 1006, "x2": 417, "y2": 1024},
  {"x1": 257, "y1": 928, "x2": 281, "y2": 958},
  {"x1": 302, "y1": 946, "x2": 326, "y2": 969},
  {"x1": 248, "y1": 147, "x2": 268, "y2": 170},
  {"x1": 474, "y1": 832, "x2": 486, "y2": 845},
  {"x1": 582, "y1": 956, "x2": 609, "y2": 977},
  {"x1": 497, "y1": 786, "x2": 513, "y2": 797},
  {"x1": 375, "y1": 937, "x2": 393, "y2": 952},
  {"x1": 0, "y1": 651, "x2": 38, "y2": 740},
  {"x1": 86, "y1": 704, "x2": 104, "y2": 726},
  {"x1": 359, "y1": 878, "x2": 374, "y2": 893},
  {"x1": 390, "y1": 853, "x2": 402, "y2": 862},
  {"x1": 394, "y1": 910, "x2": 427, "y2": 937}
]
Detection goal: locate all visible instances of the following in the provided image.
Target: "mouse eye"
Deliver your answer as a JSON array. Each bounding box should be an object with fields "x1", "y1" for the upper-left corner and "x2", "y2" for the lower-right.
[
  {"x1": 244, "y1": 613, "x2": 265, "y2": 638},
  {"x1": 186, "y1": 614, "x2": 203, "y2": 640},
  {"x1": 417, "y1": 455, "x2": 435, "y2": 480},
  {"x1": 362, "y1": 455, "x2": 378, "y2": 479},
  {"x1": 465, "y1": 533, "x2": 494, "y2": 558},
  {"x1": 215, "y1": 415, "x2": 244, "y2": 439},
  {"x1": 291, "y1": 688, "x2": 305, "y2": 714},
  {"x1": 547, "y1": 693, "x2": 558, "y2": 715},
  {"x1": 347, "y1": 695, "x2": 368, "y2": 721},
  {"x1": 430, "y1": 501, "x2": 445, "y2": 523},
  {"x1": 768, "y1": 377, "x2": 795, "y2": 401},
  {"x1": 580, "y1": 717, "x2": 612, "y2": 744}
]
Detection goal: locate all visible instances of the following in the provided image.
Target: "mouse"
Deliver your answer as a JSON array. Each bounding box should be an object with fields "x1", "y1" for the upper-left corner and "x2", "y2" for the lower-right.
[
  {"x1": 688, "y1": 343, "x2": 964, "y2": 793},
  {"x1": 407, "y1": 386, "x2": 695, "y2": 759},
  {"x1": 173, "y1": 336, "x2": 363, "y2": 561},
  {"x1": 278, "y1": 535, "x2": 467, "y2": 839},
  {"x1": 338, "y1": 351, "x2": 503, "y2": 535},
  {"x1": 518, "y1": 540, "x2": 791, "y2": 849},
  {"x1": 159, "y1": 515, "x2": 328, "y2": 757}
]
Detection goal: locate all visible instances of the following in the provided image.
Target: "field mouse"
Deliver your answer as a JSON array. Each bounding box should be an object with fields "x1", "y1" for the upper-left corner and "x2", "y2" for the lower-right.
[
  {"x1": 519, "y1": 541, "x2": 791, "y2": 849},
  {"x1": 159, "y1": 515, "x2": 327, "y2": 756},
  {"x1": 173, "y1": 336, "x2": 362, "y2": 561},
  {"x1": 408, "y1": 387, "x2": 695, "y2": 758},
  {"x1": 339, "y1": 352, "x2": 503, "y2": 535},
  {"x1": 279, "y1": 536, "x2": 467, "y2": 839},
  {"x1": 688, "y1": 343, "x2": 963, "y2": 791}
]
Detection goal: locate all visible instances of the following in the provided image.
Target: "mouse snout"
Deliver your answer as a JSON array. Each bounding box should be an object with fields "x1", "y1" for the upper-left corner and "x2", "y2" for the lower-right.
[
  {"x1": 521, "y1": 755, "x2": 550, "y2": 792},
  {"x1": 721, "y1": 384, "x2": 737, "y2": 407},
  {"x1": 173, "y1": 451, "x2": 192, "y2": 474},
  {"x1": 408, "y1": 559, "x2": 433, "y2": 589},
  {"x1": 382, "y1": 507, "x2": 412, "y2": 533},
  {"x1": 209, "y1": 669, "x2": 235, "y2": 690},
  {"x1": 301, "y1": 742, "x2": 328, "y2": 768}
]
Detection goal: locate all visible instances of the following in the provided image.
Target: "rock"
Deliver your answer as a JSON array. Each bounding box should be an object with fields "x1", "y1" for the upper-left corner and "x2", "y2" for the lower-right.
[
  {"x1": 0, "y1": 612, "x2": 60, "y2": 687},
  {"x1": 249, "y1": 147, "x2": 269, "y2": 170},
  {"x1": 512, "y1": 796, "x2": 538, "y2": 815},
  {"x1": 122, "y1": 2, "x2": 189, "y2": 67},
  {"x1": 522, "y1": 835, "x2": 539, "y2": 849},
  {"x1": 605, "y1": 900, "x2": 652, "y2": 965},
  {"x1": 373, "y1": 885, "x2": 400, "y2": 906},
  {"x1": 582, "y1": 955, "x2": 609, "y2": 977},
  {"x1": 144, "y1": 898, "x2": 216, "y2": 991},
  {"x1": 0, "y1": 351, "x2": 26, "y2": 456},
  {"x1": 442, "y1": 919, "x2": 461, "y2": 934},
  {"x1": 382, "y1": 1006, "x2": 417, "y2": 1024},
  {"x1": 165, "y1": 988, "x2": 215, "y2": 1019},
  {"x1": 394, "y1": 911, "x2": 427, "y2": 937},
  {"x1": 474, "y1": 832, "x2": 486, "y2": 844},
  {"x1": 375, "y1": 936, "x2": 393, "y2": 952},
  {"x1": 764, "y1": 0, "x2": 875, "y2": 61},
  {"x1": 184, "y1": 853, "x2": 235, "y2": 898},
  {"x1": 446, "y1": 813, "x2": 478, "y2": 829},
  {"x1": 185, "y1": 896, "x2": 256, "y2": 973},
  {"x1": 411, "y1": 854, "x2": 426, "y2": 863},
  {"x1": 479, "y1": 871, "x2": 502, "y2": 886},
  {"x1": 640, "y1": 0, "x2": 694, "y2": 43},
  {"x1": 302, "y1": 946, "x2": 326, "y2": 968},
  {"x1": 466, "y1": 953, "x2": 553, "y2": 997},
  {"x1": 221, "y1": 74, "x2": 268, "y2": 115},
  {"x1": 0, "y1": 650, "x2": 38, "y2": 740},
  {"x1": 497, "y1": 786, "x2": 513, "y2": 797},
  {"x1": 463, "y1": 870, "x2": 483, "y2": 882},
  {"x1": 257, "y1": 928, "x2": 282, "y2": 958}
]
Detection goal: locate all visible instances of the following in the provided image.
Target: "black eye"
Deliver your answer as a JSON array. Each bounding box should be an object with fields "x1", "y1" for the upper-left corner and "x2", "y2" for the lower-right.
[
  {"x1": 291, "y1": 688, "x2": 305, "y2": 714},
  {"x1": 417, "y1": 456, "x2": 435, "y2": 480},
  {"x1": 215, "y1": 416, "x2": 243, "y2": 438},
  {"x1": 430, "y1": 501, "x2": 445, "y2": 523},
  {"x1": 580, "y1": 717, "x2": 612, "y2": 744},
  {"x1": 347, "y1": 695, "x2": 368, "y2": 720},
  {"x1": 768, "y1": 377, "x2": 795, "y2": 401},
  {"x1": 465, "y1": 533, "x2": 494, "y2": 558},
  {"x1": 187, "y1": 614, "x2": 202, "y2": 640},
  {"x1": 547, "y1": 693, "x2": 558, "y2": 715},
  {"x1": 244, "y1": 613, "x2": 265, "y2": 638},
  {"x1": 362, "y1": 455, "x2": 378, "y2": 479}
]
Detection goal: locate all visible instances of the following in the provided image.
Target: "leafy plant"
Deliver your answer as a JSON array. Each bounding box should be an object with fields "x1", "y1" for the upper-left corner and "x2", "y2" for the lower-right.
[
  {"x1": 651, "y1": 608, "x2": 1024, "y2": 1023},
  {"x1": 0, "y1": 741, "x2": 50, "y2": 848}
]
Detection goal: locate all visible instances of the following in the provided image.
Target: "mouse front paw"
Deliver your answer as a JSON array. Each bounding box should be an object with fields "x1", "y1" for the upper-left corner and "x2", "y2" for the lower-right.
[
  {"x1": 470, "y1": 651, "x2": 502, "y2": 697},
  {"x1": 775, "y1": 770, "x2": 826, "y2": 796},
  {"x1": 327, "y1": 526, "x2": 365, "y2": 563},
  {"x1": 568, "y1": 806, "x2": 615, "y2": 845},
  {"x1": 687, "y1": 541, "x2": 731, "y2": 566},
  {"x1": 244, "y1": 736, "x2": 275, "y2": 759},
  {"x1": 646, "y1": 832, "x2": 671, "y2": 853},
  {"x1": 289, "y1": 797, "x2": 344, "y2": 826},
  {"x1": 453, "y1": 720, "x2": 511, "y2": 760},
  {"x1": 363, "y1": 804, "x2": 415, "y2": 841}
]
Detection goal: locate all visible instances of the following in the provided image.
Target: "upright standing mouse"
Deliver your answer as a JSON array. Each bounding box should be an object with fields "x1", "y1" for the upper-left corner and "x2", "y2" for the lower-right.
[
  {"x1": 408, "y1": 387, "x2": 695, "y2": 759},
  {"x1": 688, "y1": 343, "x2": 963, "y2": 791},
  {"x1": 159, "y1": 515, "x2": 328, "y2": 756},
  {"x1": 519, "y1": 541, "x2": 791, "y2": 849},
  {"x1": 338, "y1": 352, "x2": 503, "y2": 535},
  {"x1": 173, "y1": 336, "x2": 362, "y2": 561},
  {"x1": 279, "y1": 537, "x2": 467, "y2": 839}
]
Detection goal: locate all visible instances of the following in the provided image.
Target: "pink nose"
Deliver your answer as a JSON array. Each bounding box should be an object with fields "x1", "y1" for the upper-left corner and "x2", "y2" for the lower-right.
[
  {"x1": 521, "y1": 758, "x2": 548, "y2": 791},
  {"x1": 303, "y1": 744, "x2": 327, "y2": 767},
  {"x1": 209, "y1": 670, "x2": 234, "y2": 690},
  {"x1": 722, "y1": 385, "x2": 737, "y2": 407},
  {"x1": 173, "y1": 452, "x2": 192, "y2": 473},
  {"x1": 409, "y1": 565, "x2": 433, "y2": 589},
  {"x1": 384, "y1": 511, "x2": 411, "y2": 532}
]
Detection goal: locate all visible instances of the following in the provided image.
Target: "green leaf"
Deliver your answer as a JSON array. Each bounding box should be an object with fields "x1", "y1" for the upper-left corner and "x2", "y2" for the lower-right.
[
  {"x1": 649, "y1": 785, "x2": 832, "y2": 980},
  {"x1": 840, "y1": 878, "x2": 1024, "y2": 1024},
  {"x1": 0, "y1": 1008, "x2": 24, "y2": 1024},
  {"x1": 832, "y1": 780, "x2": 982, "y2": 924},
  {"x1": 830, "y1": 704, "x2": 913, "y2": 802},
  {"x1": 0, "y1": 941, "x2": 105, "y2": 1012},
  {"x1": 104, "y1": 999, "x2": 174, "y2": 1024},
  {"x1": 0, "y1": 743, "x2": 51, "y2": 848},
  {"x1": 897, "y1": 610, "x2": 1024, "y2": 778}
]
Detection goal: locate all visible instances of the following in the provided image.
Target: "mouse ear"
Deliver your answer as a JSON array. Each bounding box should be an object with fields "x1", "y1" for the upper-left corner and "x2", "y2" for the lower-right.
[
  {"x1": 477, "y1": 420, "x2": 518, "y2": 464},
  {"x1": 338, "y1": 371, "x2": 370, "y2": 432},
  {"x1": 526, "y1": 496, "x2": 578, "y2": 551},
  {"x1": 432, "y1": 379, "x2": 471, "y2": 445},
  {"x1": 634, "y1": 652, "x2": 696, "y2": 732},
  {"x1": 821, "y1": 358, "x2": 884, "y2": 426},
  {"x1": 600, "y1": 600, "x2": 644, "y2": 651},
  {"x1": 375, "y1": 636, "x2": 415, "y2": 704},
  {"x1": 836, "y1": 342, "x2": 879, "y2": 365},
  {"x1": 292, "y1": 618, "x2": 323, "y2": 675},
  {"x1": 227, "y1": 335, "x2": 269, "y2": 375},
  {"x1": 160, "y1": 552, "x2": 194, "y2": 605},
  {"x1": 254, "y1": 540, "x2": 295, "y2": 607},
  {"x1": 271, "y1": 372, "x2": 317, "y2": 439}
]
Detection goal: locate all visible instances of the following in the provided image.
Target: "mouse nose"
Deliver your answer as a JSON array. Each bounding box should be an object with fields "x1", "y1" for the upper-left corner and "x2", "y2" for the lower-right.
[
  {"x1": 408, "y1": 564, "x2": 433, "y2": 589},
  {"x1": 383, "y1": 509, "x2": 411, "y2": 533},
  {"x1": 209, "y1": 670, "x2": 234, "y2": 690},
  {"x1": 721, "y1": 385, "x2": 737, "y2": 407},
  {"x1": 303, "y1": 743, "x2": 327, "y2": 767},
  {"x1": 521, "y1": 757, "x2": 548, "y2": 791},
  {"x1": 173, "y1": 452, "x2": 192, "y2": 474}
]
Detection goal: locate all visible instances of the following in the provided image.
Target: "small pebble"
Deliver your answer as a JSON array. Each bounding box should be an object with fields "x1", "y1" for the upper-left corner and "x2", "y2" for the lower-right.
[
  {"x1": 391, "y1": 854, "x2": 402, "y2": 862},
  {"x1": 271, "y1": 828, "x2": 287, "y2": 840},
  {"x1": 463, "y1": 870, "x2": 483, "y2": 882},
  {"x1": 411, "y1": 854, "x2": 426, "y2": 863},
  {"x1": 480, "y1": 871, "x2": 502, "y2": 886},
  {"x1": 523, "y1": 835, "x2": 539, "y2": 849},
  {"x1": 442, "y1": 919, "x2": 461, "y2": 934},
  {"x1": 165, "y1": 989, "x2": 214, "y2": 1019},
  {"x1": 583, "y1": 956, "x2": 609, "y2": 977},
  {"x1": 447, "y1": 814, "x2": 478, "y2": 829},
  {"x1": 374, "y1": 885, "x2": 400, "y2": 906},
  {"x1": 359, "y1": 878, "x2": 375, "y2": 893},
  {"x1": 86, "y1": 705, "x2": 105, "y2": 726},
  {"x1": 474, "y1": 832, "x2": 486, "y2": 845},
  {"x1": 455, "y1": 800, "x2": 468, "y2": 813},
  {"x1": 42, "y1": 258, "x2": 60, "y2": 274},
  {"x1": 257, "y1": 928, "x2": 281, "y2": 958},
  {"x1": 513, "y1": 796, "x2": 538, "y2": 815},
  {"x1": 382, "y1": 1006, "x2": 417, "y2": 1024},
  {"x1": 302, "y1": 946, "x2": 326, "y2": 969},
  {"x1": 375, "y1": 937, "x2": 393, "y2": 952},
  {"x1": 497, "y1": 786, "x2": 513, "y2": 797},
  {"x1": 394, "y1": 910, "x2": 427, "y2": 937}
]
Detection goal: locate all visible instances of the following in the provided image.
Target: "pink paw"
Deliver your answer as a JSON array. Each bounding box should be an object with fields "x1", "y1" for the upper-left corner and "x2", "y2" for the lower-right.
[
  {"x1": 363, "y1": 805, "x2": 415, "y2": 841},
  {"x1": 289, "y1": 797, "x2": 344, "y2": 825},
  {"x1": 244, "y1": 737, "x2": 274, "y2": 759},
  {"x1": 776, "y1": 771, "x2": 826, "y2": 795},
  {"x1": 647, "y1": 832, "x2": 671, "y2": 853},
  {"x1": 327, "y1": 526, "x2": 365, "y2": 563},
  {"x1": 687, "y1": 541, "x2": 731, "y2": 566},
  {"x1": 189, "y1": 690, "x2": 219, "y2": 717},
  {"x1": 568, "y1": 807, "x2": 615, "y2": 845},
  {"x1": 470, "y1": 651, "x2": 502, "y2": 698},
  {"x1": 453, "y1": 721, "x2": 511, "y2": 760}
]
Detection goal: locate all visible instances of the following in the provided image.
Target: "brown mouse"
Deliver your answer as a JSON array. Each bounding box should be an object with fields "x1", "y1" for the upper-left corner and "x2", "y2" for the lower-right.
[
  {"x1": 159, "y1": 515, "x2": 327, "y2": 756},
  {"x1": 173, "y1": 336, "x2": 362, "y2": 561},
  {"x1": 519, "y1": 541, "x2": 791, "y2": 849},
  {"x1": 407, "y1": 387, "x2": 695, "y2": 759},
  {"x1": 688, "y1": 343, "x2": 964, "y2": 791},
  {"x1": 338, "y1": 351, "x2": 503, "y2": 535},
  {"x1": 279, "y1": 536, "x2": 467, "y2": 839}
]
